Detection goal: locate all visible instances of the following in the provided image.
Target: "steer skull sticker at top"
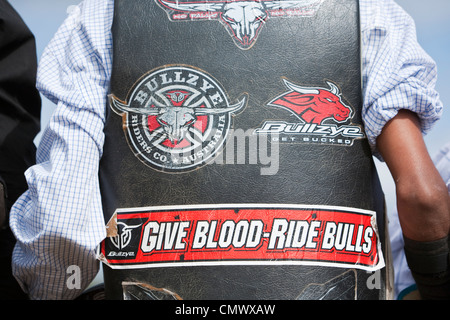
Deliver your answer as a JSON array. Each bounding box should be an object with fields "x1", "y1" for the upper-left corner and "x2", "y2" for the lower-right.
[{"x1": 156, "y1": 0, "x2": 325, "y2": 50}]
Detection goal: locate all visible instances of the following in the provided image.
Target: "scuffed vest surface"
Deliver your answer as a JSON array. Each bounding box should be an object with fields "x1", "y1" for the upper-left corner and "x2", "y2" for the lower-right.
[{"x1": 99, "y1": 0, "x2": 392, "y2": 300}]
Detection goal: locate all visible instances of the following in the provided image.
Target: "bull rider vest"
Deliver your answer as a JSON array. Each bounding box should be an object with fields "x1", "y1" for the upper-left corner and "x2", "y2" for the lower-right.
[{"x1": 99, "y1": 0, "x2": 393, "y2": 300}]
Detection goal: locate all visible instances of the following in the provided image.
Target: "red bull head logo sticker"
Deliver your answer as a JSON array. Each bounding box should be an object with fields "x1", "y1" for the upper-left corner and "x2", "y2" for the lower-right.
[
  {"x1": 256, "y1": 79, "x2": 365, "y2": 146},
  {"x1": 269, "y1": 79, "x2": 352, "y2": 124}
]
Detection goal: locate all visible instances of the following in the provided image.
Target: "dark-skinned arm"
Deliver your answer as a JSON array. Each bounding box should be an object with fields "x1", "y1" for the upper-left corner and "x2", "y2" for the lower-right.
[
  {"x1": 377, "y1": 109, "x2": 450, "y2": 241},
  {"x1": 377, "y1": 109, "x2": 450, "y2": 299}
]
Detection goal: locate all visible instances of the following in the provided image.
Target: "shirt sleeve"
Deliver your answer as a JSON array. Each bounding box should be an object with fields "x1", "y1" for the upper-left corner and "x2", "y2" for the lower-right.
[
  {"x1": 360, "y1": 0, "x2": 443, "y2": 160},
  {"x1": 9, "y1": 0, "x2": 113, "y2": 300}
]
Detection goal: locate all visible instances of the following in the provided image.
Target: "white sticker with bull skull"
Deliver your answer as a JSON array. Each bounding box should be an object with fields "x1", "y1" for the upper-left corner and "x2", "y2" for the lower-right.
[{"x1": 109, "y1": 65, "x2": 247, "y2": 172}]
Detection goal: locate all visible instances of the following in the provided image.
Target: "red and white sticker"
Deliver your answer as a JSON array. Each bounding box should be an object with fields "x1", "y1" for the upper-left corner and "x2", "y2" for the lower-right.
[{"x1": 99, "y1": 204, "x2": 385, "y2": 271}]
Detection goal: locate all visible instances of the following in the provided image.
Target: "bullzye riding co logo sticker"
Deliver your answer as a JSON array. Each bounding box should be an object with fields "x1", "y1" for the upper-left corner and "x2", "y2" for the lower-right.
[
  {"x1": 256, "y1": 79, "x2": 365, "y2": 146},
  {"x1": 156, "y1": 0, "x2": 325, "y2": 50},
  {"x1": 109, "y1": 65, "x2": 247, "y2": 172}
]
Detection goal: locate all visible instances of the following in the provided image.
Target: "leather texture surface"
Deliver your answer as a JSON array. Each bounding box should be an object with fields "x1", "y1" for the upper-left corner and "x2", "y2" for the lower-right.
[{"x1": 100, "y1": 0, "x2": 390, "y2": 300}]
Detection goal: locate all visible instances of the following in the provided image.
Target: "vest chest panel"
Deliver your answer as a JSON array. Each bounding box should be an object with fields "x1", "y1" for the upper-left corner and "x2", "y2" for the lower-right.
[{"x1": 99, "y1": 0, "x2": 392, "y2": 300}]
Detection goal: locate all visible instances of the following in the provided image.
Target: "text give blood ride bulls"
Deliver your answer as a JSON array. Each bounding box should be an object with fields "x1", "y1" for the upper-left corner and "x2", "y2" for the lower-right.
[{"x1": 100, "y1": 204, "x2": 385, "y2": 272}]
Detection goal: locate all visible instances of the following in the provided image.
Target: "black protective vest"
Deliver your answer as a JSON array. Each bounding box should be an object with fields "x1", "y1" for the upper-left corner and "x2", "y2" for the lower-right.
[{"x1": 99, "y1": 0, "x2": 393, "y2": 300}]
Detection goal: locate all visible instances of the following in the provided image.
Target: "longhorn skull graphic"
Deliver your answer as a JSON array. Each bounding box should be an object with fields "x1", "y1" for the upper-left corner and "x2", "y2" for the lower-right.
[
  {"x1": 109, "y1": 93, "x2": 246, "y2": 144},
  {"x1": 157, "y1": 0, "x2": 324, "y2": 49}
]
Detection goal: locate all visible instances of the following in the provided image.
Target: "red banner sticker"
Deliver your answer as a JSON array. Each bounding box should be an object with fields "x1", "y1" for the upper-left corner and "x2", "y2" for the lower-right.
[{"x1": 99, "y1": 204, "x2": 385, "y2": 271}]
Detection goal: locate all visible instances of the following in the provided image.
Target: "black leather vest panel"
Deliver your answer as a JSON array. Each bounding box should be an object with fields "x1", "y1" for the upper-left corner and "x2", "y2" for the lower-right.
[{"x1": 99, "y1": 0, "x2": 391, "y2": 300}]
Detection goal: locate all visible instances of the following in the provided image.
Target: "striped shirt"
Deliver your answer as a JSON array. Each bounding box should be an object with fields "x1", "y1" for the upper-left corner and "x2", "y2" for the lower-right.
[{"x1": 9, "y1": 0, "x2": 443, "y2": 299}]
